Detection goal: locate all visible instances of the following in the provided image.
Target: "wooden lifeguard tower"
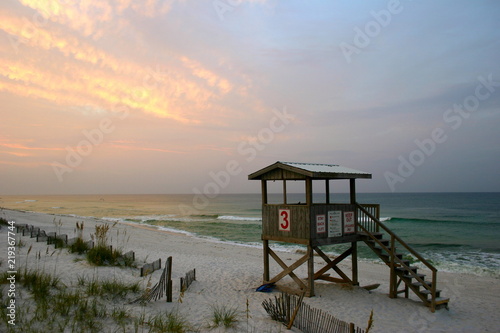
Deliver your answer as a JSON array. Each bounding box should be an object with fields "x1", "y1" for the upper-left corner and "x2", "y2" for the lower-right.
[{"x1": 249, "y1": 161, "x2": 449, "y2": 311}]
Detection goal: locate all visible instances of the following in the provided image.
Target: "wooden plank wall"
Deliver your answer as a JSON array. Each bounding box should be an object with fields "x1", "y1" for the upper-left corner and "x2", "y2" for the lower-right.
[
  {"x1": 262, "y1": 204, "x2": 309, "y2": 240},
  {"x1": 262, "y1": 204, "x2": 365, "y2": 246},
  {"x1": 309, "y1": 204, "x2": 356, "y2": 240}
]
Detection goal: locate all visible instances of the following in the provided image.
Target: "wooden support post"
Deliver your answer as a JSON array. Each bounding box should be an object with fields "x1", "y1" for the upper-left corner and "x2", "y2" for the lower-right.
[
  {"x1": 350, "y1": 179, "x2": 356, "y2": 204},
  {"x1": 389, "y1": 235, "x2": 397, "y2": 298},
  {"x1": 287, "y1": 292, "x2": 304, "y2": 330},
  {"x1": 307, "y1": 245, "x2": 315, "y2": 297},
  {"x1": 283, "y1": 180, "x2": 287, "y2": 204},
  {"x1": 261, "y1": 180, "x2": 268, "y2": 204},
  {"x1": 166, "y1": 256, "x2": 172, "y2": 302},
  {"x1": 306, "y1": 178, "x2": 313, "y2": 205},
  {"x1": 263, "y1": 239, "x2": 270, "y2": 282},
  {"x1": 325, "y1": 179, "x2": 330, "y2": 204},
  {"x1": 351, "y1": 242, "x2": 359, "y2": 286}
]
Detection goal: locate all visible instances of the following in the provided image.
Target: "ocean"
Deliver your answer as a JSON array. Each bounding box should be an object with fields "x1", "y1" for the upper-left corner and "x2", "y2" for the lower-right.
[{"x1": 1, "y1": 192, "x2": 499, "y2": 278}]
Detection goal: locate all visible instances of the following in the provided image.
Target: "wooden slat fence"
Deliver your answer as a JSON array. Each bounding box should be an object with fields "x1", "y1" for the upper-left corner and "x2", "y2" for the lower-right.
[
  {"x1": 15, "y1": 224, "x2": 28, "y2": 233},
  {"x1": 37, "y1": 230, "x2": 48, "y2": 242},
  {"x1": 48, "y1": 234, "x2": 68, "y2": 248},
  {"x1": 180, "y1": 268, "x2": 196, "y2": 292},
  {"x1": 262, "y1": 293, "x2": 366, "y2": 333},
  {"x1": 15, "y1": 224, "x2": 102, "y2": 254},
  {"x1": 132, "y1": 256, "x2": 173, "y2": 303},
  {"x1": 140, "y1": 258, "x2": 162, "y2": 277}
]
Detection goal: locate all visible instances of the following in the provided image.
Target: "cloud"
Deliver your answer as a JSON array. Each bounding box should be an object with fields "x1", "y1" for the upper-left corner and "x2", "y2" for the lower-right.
[
  {"x1": 1, "y1": 0, "x2": 499, "y2": 194},
  {"x1": 17, "y1": 0, "x2": 175, "y2": 38},
  {"x1": 0, "y1": 4, "x2": 251, "y2": 124},
  {"x1": 181, "y1": 56, "x2": 233, "y2": 95},
  {"x1": 108, "y1": 142, "x2": 188, "y2": 154},
  {"x1": 0, "y1": 159, "x2": 53, "y2": 167},
  {"x1": 0, "y1": 142, "x2": 64, "y2": 151}
]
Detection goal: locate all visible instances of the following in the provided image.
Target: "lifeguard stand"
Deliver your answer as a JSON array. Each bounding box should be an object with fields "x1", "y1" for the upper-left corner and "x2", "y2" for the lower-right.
[
  {"x1": 248, "y1": 161, "x2": 372, "y2": 296},
  {"x1": 249, "y1": 161, "x2": 449, "y2": 311}
]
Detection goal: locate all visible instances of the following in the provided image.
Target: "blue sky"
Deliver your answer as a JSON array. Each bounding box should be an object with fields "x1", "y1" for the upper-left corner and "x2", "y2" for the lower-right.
[{"x1": 0, "y1": 0, "x2": 499, "y2": 194}]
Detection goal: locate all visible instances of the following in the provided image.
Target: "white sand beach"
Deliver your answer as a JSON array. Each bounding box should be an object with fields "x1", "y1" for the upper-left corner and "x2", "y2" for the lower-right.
[{"x1": 1, "y1": 209, "x2": 499, "y2": 332}]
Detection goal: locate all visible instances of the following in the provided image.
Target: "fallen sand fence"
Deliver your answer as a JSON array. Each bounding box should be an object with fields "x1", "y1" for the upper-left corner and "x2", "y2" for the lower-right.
[
  {"x1": 262, "y1": 293, "x2": 367, "y2": 333},
  {"x1": 132, "y1": 256, "x2": 173, "y2": 303}
]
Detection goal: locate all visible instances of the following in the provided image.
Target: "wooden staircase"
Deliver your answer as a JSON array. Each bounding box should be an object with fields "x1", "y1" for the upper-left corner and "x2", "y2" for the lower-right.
[{"x1": 356, "y1": 204, "x2": 449, "y2": 312}]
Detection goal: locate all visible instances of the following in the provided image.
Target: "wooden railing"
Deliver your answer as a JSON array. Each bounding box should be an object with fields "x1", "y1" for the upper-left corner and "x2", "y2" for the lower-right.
[
  {"x1": 357, "y1": 204, "x2": 380, "y2": 233},
  {"x1": 355, "y1": 203, "x2": 439, "y2": 311}
]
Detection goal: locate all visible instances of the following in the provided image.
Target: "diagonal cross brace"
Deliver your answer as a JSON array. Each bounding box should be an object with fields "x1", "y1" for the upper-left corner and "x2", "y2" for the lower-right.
[
  {"x1": 268, "y1": 248, "x2": 309, "y2": 290},
  {"x1": 313, "y1": 247, "x2": 352, "y2": 283}
]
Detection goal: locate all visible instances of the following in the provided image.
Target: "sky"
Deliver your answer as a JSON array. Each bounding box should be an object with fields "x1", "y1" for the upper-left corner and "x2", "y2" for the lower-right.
[{"x1": 0, "y1": 0, "x2": 499, "y2": 195}]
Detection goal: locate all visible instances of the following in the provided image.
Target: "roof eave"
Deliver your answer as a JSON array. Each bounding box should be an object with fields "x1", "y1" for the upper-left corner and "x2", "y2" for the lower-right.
[
  {"x1": 311, "y1": 173, "x2": 372, "y2": 179},
  {"x1": 248, "y1": 162, "x2": 372, "y2": 180}
]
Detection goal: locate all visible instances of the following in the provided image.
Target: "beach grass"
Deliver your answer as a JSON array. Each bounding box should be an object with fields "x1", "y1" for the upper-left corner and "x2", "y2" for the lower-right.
[
  {"x1": 99, "y1": 278, "x2": 140, "y2": 298},
  {"x1": 0, "y1": 268, "x2": 143, "y2": 333},
  {"x1": 68, "y1": 237, "x2": 91, "y2": 254},
  {"x1": 19, "y1": 268, "x2": 61, "y2": 301},
  {"x1": 1, "y1": 262, "x2": 268, "y2": 333},
  {"x1": 86, "y1": 244, "x2": 119, "y2": 265},
  {"x1": 147, "y1": 311, "x2": 191, "y2": 333},
  {"x1": 84, "y1": 223, "x2": 136, "y2": 267},
  {"x1": 209, "y1": 304, "x2": 239, "y2": 329},
  {"x1": 111, "y1": 306, "x2": 130, "y2": 325},
  {"x1": 83, "y1": 275, "x2": 140, "y2": 299},
  {"x1": 85, "y1": 244, "x2": 136, "y2": 267}
]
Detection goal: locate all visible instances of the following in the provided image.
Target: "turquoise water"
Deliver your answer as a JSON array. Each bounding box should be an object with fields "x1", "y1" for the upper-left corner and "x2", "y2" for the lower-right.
[
  {"x1": 105, "y1": 192, "x2": 500, "y2": 277},
  {"x1": 3, "y1": 192, "x2": 499, "y2": 277}
]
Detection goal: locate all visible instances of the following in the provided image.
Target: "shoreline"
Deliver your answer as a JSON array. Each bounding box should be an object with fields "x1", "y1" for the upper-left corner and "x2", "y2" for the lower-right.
[
  {"x1": 3, "y1": 205, "x2": 498, "y2": 279},
  {"x1": 1, "y1": 208, "x2": 499, "y2": 332}
]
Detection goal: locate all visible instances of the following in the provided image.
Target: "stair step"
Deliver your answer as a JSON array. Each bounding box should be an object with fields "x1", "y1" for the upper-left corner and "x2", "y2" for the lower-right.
[
  {"x1": 358, "y1": 225, "x2": 449, "y2": 311},
  {"x1": 367, "y1": 238, "x2": 390, "y2": 246},
  {"x1": 373, "y1": 244, "x2": 395, "y2": 251},
  {"x1": 434, "y1": 297, "x2": 450, "y2": 305},
  {"x1": 420, "y1": 289, "x2": 442, "y2": 297},
  {"x1": 403, "y1": 273, "x2": 426, "y2": 280},
  {"x1": 412, "y1": 281, "x2": 433, "y2": 288},
  {"x1": 395, "y1": 266, "x2": 418, "y2": 273},
  {"x1": 381, "y1": 252, "x2": 404, "y2": 259}
]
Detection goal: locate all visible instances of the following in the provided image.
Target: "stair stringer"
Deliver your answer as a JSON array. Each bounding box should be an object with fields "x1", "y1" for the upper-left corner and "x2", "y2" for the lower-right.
[{"x1": 355, "y1": 204, "x2": 449, "y2": 312}]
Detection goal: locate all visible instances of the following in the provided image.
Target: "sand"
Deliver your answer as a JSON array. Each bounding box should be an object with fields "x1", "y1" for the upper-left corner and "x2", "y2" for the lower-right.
[{"x1": 1, "y1": 209, "x2": 499, "y2": 332}]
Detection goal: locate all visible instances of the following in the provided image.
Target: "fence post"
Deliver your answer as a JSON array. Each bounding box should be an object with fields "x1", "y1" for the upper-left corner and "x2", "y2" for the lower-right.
[{"x1": 287, "y1": 292, "x2": 304, "y2": 329}]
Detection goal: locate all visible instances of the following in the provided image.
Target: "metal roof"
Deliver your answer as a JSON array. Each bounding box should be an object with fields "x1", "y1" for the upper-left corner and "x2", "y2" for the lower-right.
[{"x1": 248, "y1": 161, "x2": 372, "y2": 180}]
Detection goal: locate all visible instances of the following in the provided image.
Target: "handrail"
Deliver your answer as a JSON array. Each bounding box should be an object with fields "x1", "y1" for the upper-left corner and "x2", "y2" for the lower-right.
[
  {"x1": 358, "y1": 204, "x2": 380, "y2": 233},
  {"x1": 356, "y1": 203, "x2": 436, "y2": 273},
  {"x1": 355, "y1": 203, "x2": 438, "y2": 307},
  {"x1": 355, "y1": 222, "x2": 430, "y2": 298}
]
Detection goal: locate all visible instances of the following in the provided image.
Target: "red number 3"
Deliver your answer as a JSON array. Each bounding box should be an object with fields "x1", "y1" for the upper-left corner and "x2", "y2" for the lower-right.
[{"x1": 280, "y1": 210, "x2": 289, "y2": 230}]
